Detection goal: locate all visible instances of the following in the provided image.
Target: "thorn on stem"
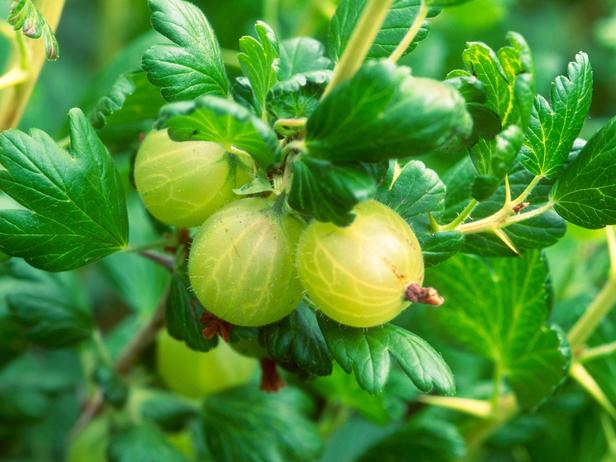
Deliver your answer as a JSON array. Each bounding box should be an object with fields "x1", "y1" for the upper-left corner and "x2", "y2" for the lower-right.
[
  {"x1": 493, "y1": 228, "x2": 519, "y2": 254},
  {"x1": 260, "y1": 358, "x2": 285, "y2": 392},
  {"x1": 405, "y1": 283, "x2": 445, "y2": 306}
]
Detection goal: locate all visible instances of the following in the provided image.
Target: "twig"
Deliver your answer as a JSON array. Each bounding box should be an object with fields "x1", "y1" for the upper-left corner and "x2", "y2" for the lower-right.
[
  {"x1": 69, "y1": 286, "x2": 170, "y2": 439},
  {"x1": 138, "y1": 250, "x2": 175, "y2": 272}
]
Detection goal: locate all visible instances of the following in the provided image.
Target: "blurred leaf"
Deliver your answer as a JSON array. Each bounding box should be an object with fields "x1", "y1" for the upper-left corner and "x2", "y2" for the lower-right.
[
  {"x1": 143, "y1": 0, "x2": 229, "y2": 101},
  {"x1": 199, "y1": 387, "x2": 322, "y2": 462},
  {"x1": 357, "y1": 415, "x2": 466, "y2": 462},
  {"x1": 138, "y1": 390, "x2": 198, "y2": 432},
  {"x1": 107, "y1": 423, "x2": 188, "y2": 462},
  {"x1": 278, "y1": 37, "x2": 332, "y2": 80},
  {"x1": 238, "y1": 21, "x2": 279, "y2": 116},
  {"x1": 160, "y1": 96, "x2": 279, "y2": 167},
  {"x1": 93, "y1": 363, "x2": 128, "y2": 409},
  {"x1": 470, "y1": 124, "x2": 523, "y2": 180},
  {"x1": 552, "y1": 116, "x2": 616, "y2": 229},
  {"x1": 318, "y1": 317, "x2": 455, "y2": 395},
  {"x1": 258, "y1": 302, "x2": 333, "y2": 378},
  {"x1": 521, "y1": 53, "x2": 593, "y2": 178},
  {"x1": 428, "y1": 251, "x2": 571, "y2": 408},
  {"x1": 306, "y1": 60, "x2": 472, "y2": 162},
  {"x1": 328, "y1": 0, "x2": 439, "y2": 61},
  {"x1": 288, "y1": 156, "x2": 376, "y2": 226}
]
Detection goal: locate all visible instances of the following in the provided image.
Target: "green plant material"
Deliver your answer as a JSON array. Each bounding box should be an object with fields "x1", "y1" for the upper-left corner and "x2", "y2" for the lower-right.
[
  {"x1": 428, "y1": 251, "x2": 571, "y2": 408},
  {"x1": 258, "y1": 302, "x2": 333, "y2": 378},
  {"x1": 328, "y1": 0, "x2": 439, "y2": 61},
  {"x1": 521, "y1": 53, "x2": 593, "y2": 178},
  {"x1": 238, "y1": 21, "x2": 279, "y2": 117},
  {"x1": 278, "y1": 37, "x2": 333, "y2": 80},
  {"x1": 8, "y1": 0, "x2": 59, "y2": 60},
  {"x1": 159, "y1": 95, "x2": 279, "y2": 167},
  {"x1": 199, "y1": 387, "x2": 322, "y2": 462},
  {"x1": 0, "y1": 108, "x2": 127, "y2": 271},
  {"x1": 306, "y1": 60, "x2": 472, "y2": 162},
  {"x1": 318, "y1": 317, "x2": 455, "y2": 395},
  {"x1": 143, "y1": 0, "x2": 229, "y2": 101},
  {"x1": 107, "y1": 423, "x2": 188, "y2": 462},
  {"x1": 552, "y1": 116, "x2": 616, "y2": 229},
  {"x1": 288, "y1": 156, "x2": 377, "y2": 226}
]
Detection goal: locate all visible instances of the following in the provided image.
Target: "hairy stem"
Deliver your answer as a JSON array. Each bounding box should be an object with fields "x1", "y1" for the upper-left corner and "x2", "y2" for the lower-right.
[
  {"x1": 70, "y1": 285, "x2": 170, "y2": 439},
  {"x1": 388, "y1": 1, "x2": 428, "y2": 63},
  {"x1": 579, "y1": 340, "x2": 616, "y2": 363},
  {"x1": 0, "y1": 0, "x2": 66, "y2": 129},
  {"x1": 322, "y1": 0, "x2": 393, "y2": 97},
  {"x1": 437, "y1": 199, "x2": 478, "y2": 232}
]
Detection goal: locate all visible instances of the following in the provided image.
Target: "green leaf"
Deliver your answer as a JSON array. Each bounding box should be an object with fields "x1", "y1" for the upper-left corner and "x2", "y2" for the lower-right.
[
  {"x1": 427, "y1": 251, "x2": 571, "y2": 408},
  {"x1": 357, "y1": 416, "x2": 466, "y2": 462},
  {"x1": 143, "y1": 0, "x2": 229, "y2": 101},
  {"x1": 278, "y1": 37, "x2": 332, "y2": 80},
  {"x1": 306, "y1": 60, "x2": 472, "y2": 162},
  {"x1": 288, "y1": 156, "x2": 376, "y2": 226},
  {"x1": 138, "y1": 390, "x2": 198, "y2": 432},
  {"x1": 318, "y1": 317, "x2": 455, "y2": 395},
  {"x1": 2, "y1": 260, "x2": 91, "y2": 348},
  {"x1": 328, "y1": 0, "x2": 439, "y2": 61},
  {"x1": 159, "y1": 96, "x2": 278, "y2": 167},
  {"x1": 258, "y1": 302, "x2": 333, "y2": 378},
  {"x1": 521, "y1": 53, "x2": 593, "y2": 178},
  {"x1": 8, "y1": 0, "x2": 59, "y2": 60},
  {"x1": 377, "y1": 160, "x2": 462, "y2": 265},
  {"x1": 267, "y1": 71, "x2": 331, "y2": 120},
  {"x1": 0, "y1": 108, "x2": 128, "y2": 271},
  {"x1": 166, "y1": 270, "x2": 218, "y2": 352},
  {"x1": 107, "y1": 423, "x2": 188, "y2": 462},
  {"x1": 200, "y1": 387, "x2": 322, "y2": 462},
  {"x1": 89, "y1": 71, "x2": 166, "y2": 146},
  {"x1": 459, "y1": 32, "x2": 535, "y2": 129},
  {"x1": 238, "y1": 21, "x2": 279, "y2": 116},
  {"x1": 552, "y1": 116, "x2": 616, "y2": 229}
]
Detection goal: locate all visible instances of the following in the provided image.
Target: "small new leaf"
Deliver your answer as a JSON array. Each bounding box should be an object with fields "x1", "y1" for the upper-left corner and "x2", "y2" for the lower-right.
[
  {"x1": 8, "y1": 0, "x2": 60, "y2": 60},
  {"x1": 159, "y1": 95, "x2": 279, "y2": 167},
  {"x1": 428, "y1": 251, "x2": 571, "y2": 408},
  {"x1": 521, "y1": 53, "x2": 593, "y2": 177},
  {"x1": 258, "y1": 302, "x2": 333, "y2": 377},
  {"x1": 0, "y1": 109, "x2": 128, "y2": 271},
  {"x1": 278, "y1": 37, "x2": 333, "y2": 80},
  {"x1": 267, "y1": 71, "x2": 331, "y2": 120},
  {"x1": 329, "y1": 0, "x2": 439, "y2": 61},
  {"x1": 143, "y1": 0, "x2": 229, "y2": 101},
  {"x1": 318, "y1": 317, "x2": 455, "y2": 395},
  {"x1": 238, "y1": 21, "x2": 280, "y2": 117},
  {"x1": 306, "y1": 60, "x2": 472, "y2": 162},
  {"x1": 288, "y1": 156, "x2": 377, "y2": 226},
  {"x1": 552, "y1": 116, "x2": 616, "y2": 229}
]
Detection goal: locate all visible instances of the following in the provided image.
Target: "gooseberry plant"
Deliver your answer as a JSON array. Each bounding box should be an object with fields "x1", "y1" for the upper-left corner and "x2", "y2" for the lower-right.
[{"x1": 1, "y1": 0, "x2": 616, "y2": 461}]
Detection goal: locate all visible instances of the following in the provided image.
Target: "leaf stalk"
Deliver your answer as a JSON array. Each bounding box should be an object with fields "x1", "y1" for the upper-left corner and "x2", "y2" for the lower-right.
[{"x1": 388, "y1": 1, "x2": 429, "y2": 63}]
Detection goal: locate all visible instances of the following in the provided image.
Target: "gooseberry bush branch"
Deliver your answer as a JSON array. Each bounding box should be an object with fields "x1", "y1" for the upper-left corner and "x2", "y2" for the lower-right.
[{"x1": 1, "y1": 0, "x2": 616, "y2": 461}]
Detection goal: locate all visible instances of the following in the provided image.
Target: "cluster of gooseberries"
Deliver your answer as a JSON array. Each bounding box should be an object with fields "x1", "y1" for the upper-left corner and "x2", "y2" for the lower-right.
[{"x1": 134, "y1": 130, "x2": 431, "y2": 331}]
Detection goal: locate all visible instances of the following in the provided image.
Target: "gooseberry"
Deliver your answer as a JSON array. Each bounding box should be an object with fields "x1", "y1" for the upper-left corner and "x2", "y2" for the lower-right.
[
  {"x1": 188, "y1": 198, "x2": 304, "y2": 327},
  {"x1": 296, "y1": 200, "x2": 424, "y2": 328},
  {"x1": 134, "y1": 129, "x2": 251, "y2": 228},
  {"x1": 156, "y1": 331, "x2": 257, "y2": 398}
]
